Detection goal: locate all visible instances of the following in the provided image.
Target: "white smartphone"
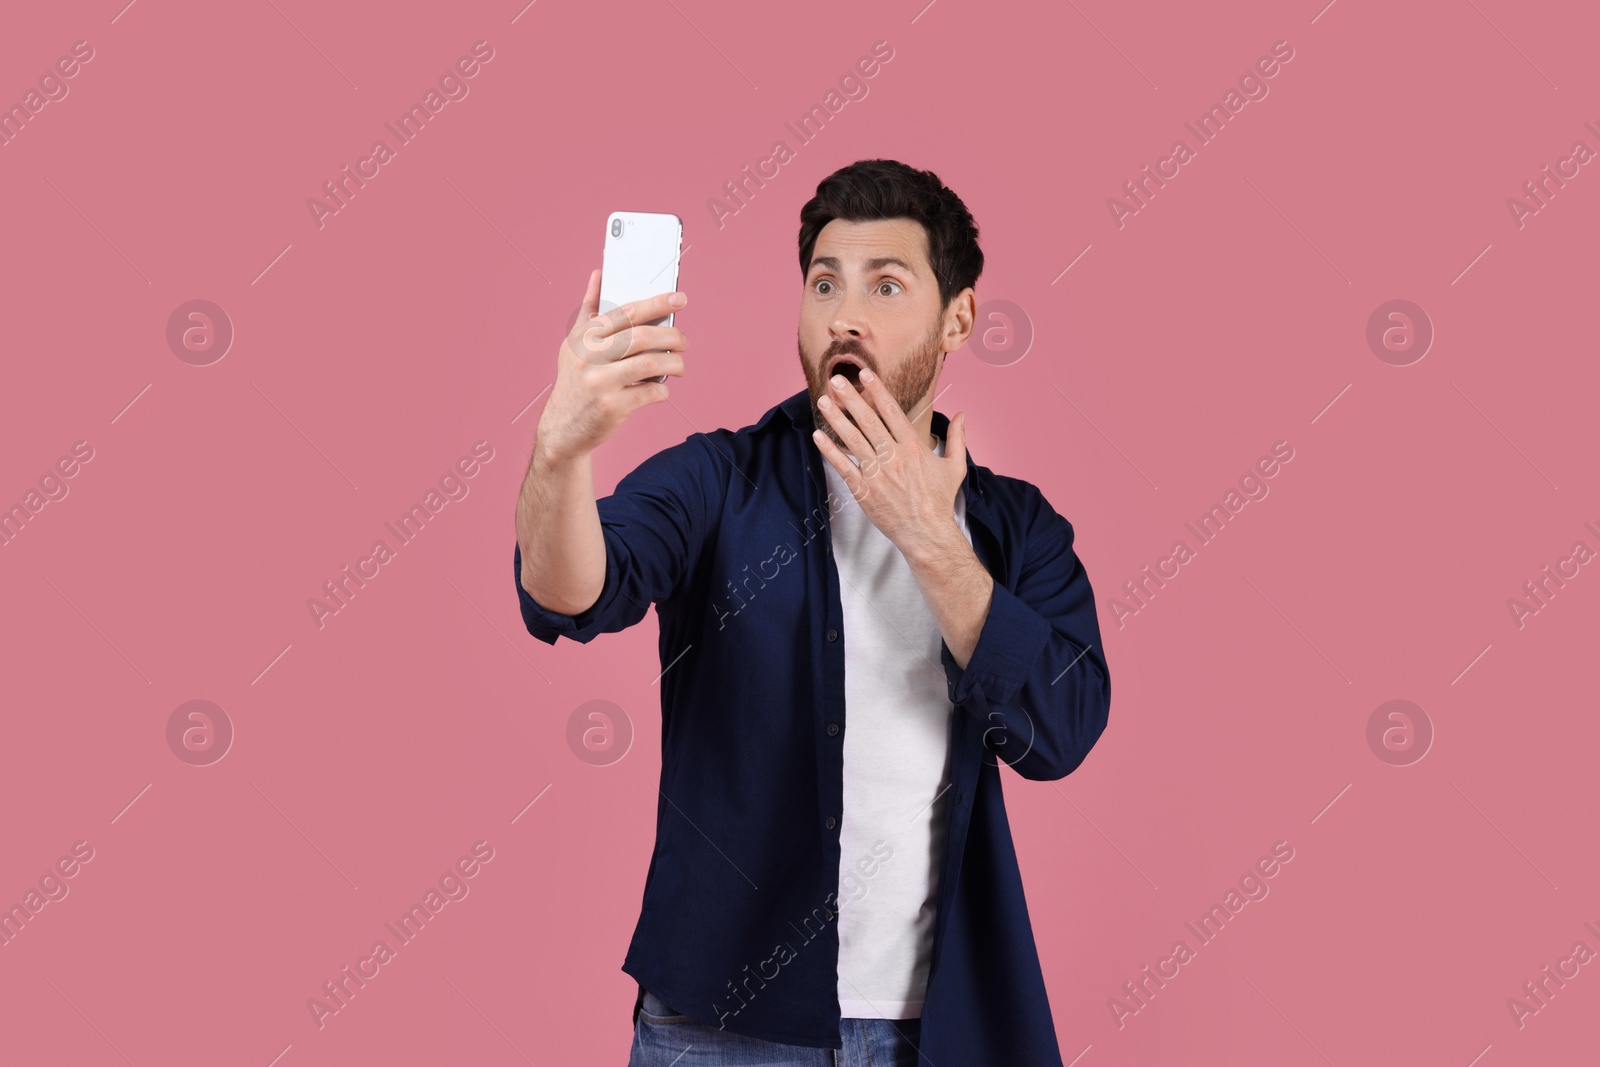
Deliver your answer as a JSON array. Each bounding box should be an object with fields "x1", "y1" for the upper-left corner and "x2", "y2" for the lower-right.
[{"x1": 600, "y1": 211, "x2": 683, "y2": 384}]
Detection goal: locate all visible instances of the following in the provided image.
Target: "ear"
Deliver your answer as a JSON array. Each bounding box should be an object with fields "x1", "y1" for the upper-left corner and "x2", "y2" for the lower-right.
[{"x1": 943, "y1": 288, "x2": 976, "y2": 352}]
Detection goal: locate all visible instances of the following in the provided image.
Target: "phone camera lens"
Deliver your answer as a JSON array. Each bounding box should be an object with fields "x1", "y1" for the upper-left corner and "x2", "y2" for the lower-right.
[{"x1": 611, "y1": 219, "x2": 623, "y2": 237}]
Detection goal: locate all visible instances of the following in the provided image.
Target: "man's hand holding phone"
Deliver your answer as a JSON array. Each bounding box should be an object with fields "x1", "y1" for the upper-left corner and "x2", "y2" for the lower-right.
[{"x1": 534, "y1": 269, "x2": 688, "y2": 466}]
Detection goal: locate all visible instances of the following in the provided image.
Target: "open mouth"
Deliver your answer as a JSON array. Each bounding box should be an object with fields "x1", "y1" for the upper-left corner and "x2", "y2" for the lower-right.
[{"x1": 825, "y1": 355, "x2": 864, "y2": 386}]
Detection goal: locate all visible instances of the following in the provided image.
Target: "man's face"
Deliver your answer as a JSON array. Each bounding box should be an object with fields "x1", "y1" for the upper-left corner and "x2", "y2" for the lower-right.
[{"x1": 796, "y1": 218, "x2": 969, "y2": 455}]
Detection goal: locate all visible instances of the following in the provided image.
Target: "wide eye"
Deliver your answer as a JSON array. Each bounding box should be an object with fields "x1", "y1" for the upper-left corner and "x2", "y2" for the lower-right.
[
  {"x1": 876, "y1": 280, "x2": 901, "y2": 296},
  {"x1": 814, "y1": 278, "x2": 835, "y2": 296}
]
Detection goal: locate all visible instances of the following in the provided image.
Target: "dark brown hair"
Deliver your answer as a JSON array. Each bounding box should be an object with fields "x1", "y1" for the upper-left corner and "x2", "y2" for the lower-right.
[{"x1": 798, "y1": 159, "x2": 983, "y2": 308}]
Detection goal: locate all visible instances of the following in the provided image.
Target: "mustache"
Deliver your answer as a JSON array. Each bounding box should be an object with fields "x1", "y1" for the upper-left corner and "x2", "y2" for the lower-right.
[{"x1": 821, "y1": 338, "x2": 873, "y2": 371}]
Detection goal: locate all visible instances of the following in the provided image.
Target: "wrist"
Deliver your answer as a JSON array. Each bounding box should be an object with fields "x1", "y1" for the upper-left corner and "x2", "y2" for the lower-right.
[
  {"x1": 532, "y1": 430, "x2": 585, "y2": 473},
  {"x1": 904, "y1": 518, "x2": 966, "y2": 571}
]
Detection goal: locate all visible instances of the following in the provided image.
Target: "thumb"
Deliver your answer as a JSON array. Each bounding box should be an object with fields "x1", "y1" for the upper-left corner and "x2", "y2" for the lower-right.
[
  {"x1": 580, "y1": 268, "x2": 602, "y2": 320},
  {"x1": 947, "y1": 411, "x2": 968, "y2": 465}
]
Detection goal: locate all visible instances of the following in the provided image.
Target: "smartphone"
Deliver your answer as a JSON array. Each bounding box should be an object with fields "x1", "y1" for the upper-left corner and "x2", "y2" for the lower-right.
[{"x1": 600, "y1": 211, "x2": 683, "y2": 384}]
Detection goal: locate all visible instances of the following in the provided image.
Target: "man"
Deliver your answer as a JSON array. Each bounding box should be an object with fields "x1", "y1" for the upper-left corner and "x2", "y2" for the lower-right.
[{"x1": 514, "y1": 159, "x2": 1111, "y2": 1066}]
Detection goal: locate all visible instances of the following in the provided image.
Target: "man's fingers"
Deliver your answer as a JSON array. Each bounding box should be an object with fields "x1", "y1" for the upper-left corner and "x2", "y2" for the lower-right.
[
  {"x1": 608, "y1": 350, "x2": 687, "y2": 384},
  {"x1": 576, "y1": 324, "x2": 687, "y2": 366},
  {"x1": 615, "y1": 324, "x2": 687, "y2": 357},
  {"x1": 813, "y1": 428, "x2": 868, "y2": 503},
  {"x1": 857, "y1": 369, "x2": 916, "y2": 442},
  {"x1": 593, "y1": 291, "x2": 686, "y2": 336},
  {"x1": 579, "y1": 268, "x2": 602, "y2": 320},
  {"x1": 827, "y1": 377, "x2": 892, "y2": 455},
  {"x1": 818, "y1": 396, "x2": 874, "y2": 471},
  {"x1": 618, "y1": 378, "x2": 671, "y2": 413}
]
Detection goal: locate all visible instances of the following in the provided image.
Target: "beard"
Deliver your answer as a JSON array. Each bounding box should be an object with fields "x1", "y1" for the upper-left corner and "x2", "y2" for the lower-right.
[{"x1": 798, "y1": 315, "x2": 944, "y2": 455}]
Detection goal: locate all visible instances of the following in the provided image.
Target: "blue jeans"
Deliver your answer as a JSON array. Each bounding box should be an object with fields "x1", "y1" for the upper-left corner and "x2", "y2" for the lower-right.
[{"x1": 629, "y1": 988, "x2": 924, "y2": 1066}]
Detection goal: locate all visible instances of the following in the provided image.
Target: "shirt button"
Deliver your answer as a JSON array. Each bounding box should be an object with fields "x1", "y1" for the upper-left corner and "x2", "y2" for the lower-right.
[
  {"x1": 827, "y1": 723, "x2": 840, "y2": 736},
  {"x1": 827, "y1": 628, "x2": 838, "y2": 642},
  {"x1": 825, "y1": 817, "x2": 837, "y2": 830}
]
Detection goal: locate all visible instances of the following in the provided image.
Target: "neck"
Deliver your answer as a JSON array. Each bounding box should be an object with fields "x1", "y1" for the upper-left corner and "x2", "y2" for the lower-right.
[{"x1": 910, "y1": 389, "x2": 938, "y2": 451}]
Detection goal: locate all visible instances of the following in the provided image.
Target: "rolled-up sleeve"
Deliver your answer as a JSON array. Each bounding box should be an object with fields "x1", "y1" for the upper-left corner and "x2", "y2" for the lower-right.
[
  {"x1": 515, "y1": 433, "x2": 724, "y2": 645},
  {"x1": 940, "y1": 487, "x2": 1111, "y2": 780}
]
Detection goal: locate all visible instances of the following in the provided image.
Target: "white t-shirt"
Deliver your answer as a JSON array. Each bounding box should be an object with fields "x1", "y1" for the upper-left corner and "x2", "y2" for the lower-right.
[{"x1": 822, "y1": 433, "x2": 972, "y2": 1020}]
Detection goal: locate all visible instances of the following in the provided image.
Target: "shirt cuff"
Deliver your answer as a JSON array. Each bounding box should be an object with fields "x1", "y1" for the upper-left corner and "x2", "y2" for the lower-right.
[
  {"x1": 513, "y1": 539, "x2": 628, "y2": 645},
  {"x1": 940, "y1": 578, "x2": 1053, "y2": 706}
]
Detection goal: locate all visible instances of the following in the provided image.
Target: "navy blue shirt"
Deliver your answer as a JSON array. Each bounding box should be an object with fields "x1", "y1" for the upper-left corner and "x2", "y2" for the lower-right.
[{"x1": 514, "y1": 387, "x2": 1111, "y2": 1064}]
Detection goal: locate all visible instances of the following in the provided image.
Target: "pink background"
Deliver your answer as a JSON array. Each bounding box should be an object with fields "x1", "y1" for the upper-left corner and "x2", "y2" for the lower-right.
[{"x1": 2, "y1": 0, "x2": 1597, "y2": 1064}]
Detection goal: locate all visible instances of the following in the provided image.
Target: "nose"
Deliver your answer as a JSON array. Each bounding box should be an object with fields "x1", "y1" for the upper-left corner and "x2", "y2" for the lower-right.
[{"x1": 829, "y1": 285, "x2": 868, "y2": 343}]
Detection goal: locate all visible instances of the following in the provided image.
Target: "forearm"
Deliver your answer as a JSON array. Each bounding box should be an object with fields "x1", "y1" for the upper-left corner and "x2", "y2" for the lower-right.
[
  {"x1": 515, "y1": 438, "x2": 605, "y2": 616},
  {"x1": 906, "y1": 520, "x2": 994, "y2": 669},
  {"x1": 924, "y1": 510, "x2": 1111, "y2": 782}
]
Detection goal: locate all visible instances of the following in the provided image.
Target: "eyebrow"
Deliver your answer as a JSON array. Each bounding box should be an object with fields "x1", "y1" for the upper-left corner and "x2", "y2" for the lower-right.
[{"x1": 808, "y1": 255, "x2": 917, "y2": 276}]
